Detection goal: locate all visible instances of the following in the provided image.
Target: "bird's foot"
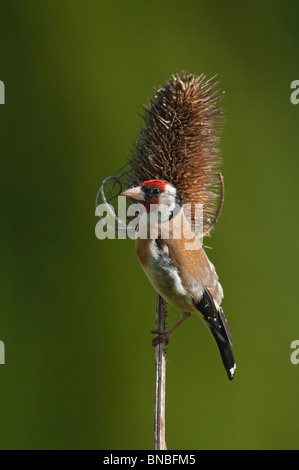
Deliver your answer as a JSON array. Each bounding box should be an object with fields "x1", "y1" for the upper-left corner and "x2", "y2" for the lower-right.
[{"x1": 150, "y1": 329, "x2": 170, "y2": 347}]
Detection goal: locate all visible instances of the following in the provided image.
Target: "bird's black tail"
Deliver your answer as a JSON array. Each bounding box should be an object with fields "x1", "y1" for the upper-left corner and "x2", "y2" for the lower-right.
[{"x1": 210, "y1": 328, "x2": 236, "y2": 381}]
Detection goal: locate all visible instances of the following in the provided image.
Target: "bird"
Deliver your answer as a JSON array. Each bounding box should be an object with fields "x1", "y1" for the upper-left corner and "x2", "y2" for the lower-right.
[{"x1": 121, "y1": 178, "x2": 236, "y2": 381}]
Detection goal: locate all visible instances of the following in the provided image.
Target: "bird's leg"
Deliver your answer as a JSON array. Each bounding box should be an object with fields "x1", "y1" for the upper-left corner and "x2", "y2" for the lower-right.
[{"x1": 151, "y1": 312, "x2": 191, "y2": 346}]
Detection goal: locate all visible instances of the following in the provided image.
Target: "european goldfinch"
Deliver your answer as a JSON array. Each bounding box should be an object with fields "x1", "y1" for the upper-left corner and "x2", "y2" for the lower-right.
[{"x1": 122, "y1": 179, "x2": 236, "y2": 381}]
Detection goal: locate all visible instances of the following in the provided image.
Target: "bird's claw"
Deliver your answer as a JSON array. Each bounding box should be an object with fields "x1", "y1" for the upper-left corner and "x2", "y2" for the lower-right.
[{"x1": 150, "y1": 329, "x2": 170, "y2": 347}]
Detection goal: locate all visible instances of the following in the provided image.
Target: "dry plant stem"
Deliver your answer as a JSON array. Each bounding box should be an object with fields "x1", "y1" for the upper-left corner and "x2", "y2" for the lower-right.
[{"x1": 154, "y1": 294, "x2": 167, "y2": 450}]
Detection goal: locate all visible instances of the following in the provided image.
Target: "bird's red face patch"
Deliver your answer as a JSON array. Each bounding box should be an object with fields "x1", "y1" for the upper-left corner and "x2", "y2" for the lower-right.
[
  {"x1": 141, "y1": 180, "x2": 167, "y2": 191},
  {"x1": 141, "y1": 180, "x2": 167, "y2": 212}
]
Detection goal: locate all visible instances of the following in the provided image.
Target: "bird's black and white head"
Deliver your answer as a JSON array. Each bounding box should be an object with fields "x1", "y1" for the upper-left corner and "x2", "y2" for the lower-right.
[{"x1": 122, "y1": 180, "x2": 182, "y2": 222}]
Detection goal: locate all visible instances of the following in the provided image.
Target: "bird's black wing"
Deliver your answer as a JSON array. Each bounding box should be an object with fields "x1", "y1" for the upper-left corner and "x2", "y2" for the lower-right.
[
  {"x1": 193, "y1": 288, "x2": 236, "y2": 381},
  {"x1": 193, "y1": 288, "x2": 233, "y2": 345}
]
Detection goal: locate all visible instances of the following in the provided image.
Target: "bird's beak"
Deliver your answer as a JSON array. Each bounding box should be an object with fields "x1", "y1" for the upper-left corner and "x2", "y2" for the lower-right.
[{"x1": 121, "y1": 186, "x2": 145, "y2": 201}]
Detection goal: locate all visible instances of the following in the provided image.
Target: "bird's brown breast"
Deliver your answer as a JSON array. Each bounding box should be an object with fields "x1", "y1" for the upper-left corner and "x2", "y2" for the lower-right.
[{"x1": 135, "y1": 211, "x2": 223, "y2": 307}]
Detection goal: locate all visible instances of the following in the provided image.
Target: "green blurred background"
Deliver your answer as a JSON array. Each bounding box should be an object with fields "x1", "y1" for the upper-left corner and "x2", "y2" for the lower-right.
[{"x1": 1, "y1": 0, "x2": 299, "y2": 450}]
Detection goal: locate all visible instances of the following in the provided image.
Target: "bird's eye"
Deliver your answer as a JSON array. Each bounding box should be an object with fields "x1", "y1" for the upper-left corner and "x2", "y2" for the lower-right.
[{"x1": 152, "y1": 188, "x2": 161, "y2": 195}]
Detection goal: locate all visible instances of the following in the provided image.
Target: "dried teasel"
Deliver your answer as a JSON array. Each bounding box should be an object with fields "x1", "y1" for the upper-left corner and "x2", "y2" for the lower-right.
[
  {"x1": 126, "y1": 72, "x2": 225, "y2": 235},
  {"x1": 98, "y1": 72, "x2": 225, "y2": 236}
]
